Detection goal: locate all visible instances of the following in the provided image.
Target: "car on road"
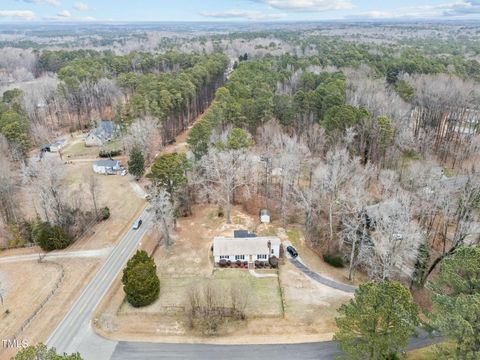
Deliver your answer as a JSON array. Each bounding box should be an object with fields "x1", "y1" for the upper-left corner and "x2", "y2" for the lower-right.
[
  {"x1": 133, "y1": 219, "x2": 143, "y2": 230},
  {"x1": 286, "y1": 245, "x2": 298, "y2": 258}
]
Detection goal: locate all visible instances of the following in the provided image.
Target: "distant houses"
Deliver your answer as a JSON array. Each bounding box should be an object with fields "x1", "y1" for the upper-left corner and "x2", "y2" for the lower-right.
[
  {"x1": 85, "y1": 120, "x2": 115, "y2": 147},
  {"x1": 92, "y1": 159, "x2": 122, "y2": 175}
]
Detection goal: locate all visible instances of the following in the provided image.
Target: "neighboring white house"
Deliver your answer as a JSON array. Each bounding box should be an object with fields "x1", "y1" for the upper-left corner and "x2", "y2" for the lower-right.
[
  {"x1": 92, "y1": 159, "x2": 121, "y2": 174},
  {"x1": 85, "y1": 120, "x2": 115, "y2": 147},
  {"x1": 213, "y1": 234, "x2": 281, "y2": 265},
  {"x1": 41, "y1": 139, "x2": 67, "y2": 153}
]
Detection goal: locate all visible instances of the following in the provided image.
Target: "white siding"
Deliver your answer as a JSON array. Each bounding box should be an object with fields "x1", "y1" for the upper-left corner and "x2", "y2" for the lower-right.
[{"x1": 214, "y1": 243, "x2": 280, "y2": 264}]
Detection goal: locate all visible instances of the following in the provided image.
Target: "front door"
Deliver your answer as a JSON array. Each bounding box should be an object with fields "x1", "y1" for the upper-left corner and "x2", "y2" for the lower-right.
[{"x1": 249, "y1": 255, "x2": 253, "y2": 262}]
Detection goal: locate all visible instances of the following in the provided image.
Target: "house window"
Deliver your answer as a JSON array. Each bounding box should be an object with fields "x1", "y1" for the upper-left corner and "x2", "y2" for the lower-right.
[
  {"x1": 235, "y1": 255, "x2": 245, "y2": 260},
  {"x1": 257, "y1": 254, "x2": 267, "y2": 260},
  {"x1": 271, "y1": 249, "x2": 274, "y2": 254},
  {"x1": 219, "y1": 255, "x2": 229, "y2": 260}
]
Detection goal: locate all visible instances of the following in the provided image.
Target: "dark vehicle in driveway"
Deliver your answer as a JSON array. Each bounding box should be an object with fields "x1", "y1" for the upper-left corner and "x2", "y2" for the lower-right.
[{"x1": 286, "y1": 245, "x2": 298, "y2": 258}]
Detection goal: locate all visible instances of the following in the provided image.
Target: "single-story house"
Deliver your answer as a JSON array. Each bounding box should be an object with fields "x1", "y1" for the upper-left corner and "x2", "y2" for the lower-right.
[
  {"x1": 213, "y1": 234, "x2": 281, "y2": 265},
  {"x1": 85, "y1": 120, "x2": 115, "y2": 147},
  {"x1": 92, "y1": 159, "x2": 121, "y2": 174}
]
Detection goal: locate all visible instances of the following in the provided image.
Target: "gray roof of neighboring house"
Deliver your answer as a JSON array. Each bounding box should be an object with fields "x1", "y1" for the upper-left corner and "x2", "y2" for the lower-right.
[
  {"x1": 89, "y1": 120, "x2": 114, "y2": 141},
  {"x1": 213, "y1": 236, "x2": 280, "y2": 257},
  {"x1": 94, "y1": 159, "x2": 120, "y2": 168}
]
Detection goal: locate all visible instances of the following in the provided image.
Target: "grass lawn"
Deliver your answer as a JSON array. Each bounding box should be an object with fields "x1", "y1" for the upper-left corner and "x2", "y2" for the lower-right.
[
  {"x1": 286, "y1": 228, "x2": 301, "y2": 246},
  {"x1": 119, "y1": 269, "x2": 283, "y2": 318}
]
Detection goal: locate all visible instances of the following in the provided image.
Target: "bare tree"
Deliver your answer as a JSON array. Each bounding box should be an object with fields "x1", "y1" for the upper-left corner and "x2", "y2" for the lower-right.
[
  {"x1": 317, "y1": 148, "x2": 364, "y2": 252},
  {"x1": 22, "y1": 157, "x2": 67, "y2": 225},
  {"x1": 0, "y1": 137, "x2": 19, "y2": 225},
  {"x1": 195, "y1": 148, "x2": 257, "y2": 224},
  {"x1": 123, "y1": 116, "x2": 163, "y2": 164},
  {"x1": 149, "y1": 186, "x2": 175, "y2": 247},
  {"x1": 86, "y1": 172, "x2": 100, "y2": 219},
  {"x1": 361, "y1": 195, "x2": 423, "y2": 281}
]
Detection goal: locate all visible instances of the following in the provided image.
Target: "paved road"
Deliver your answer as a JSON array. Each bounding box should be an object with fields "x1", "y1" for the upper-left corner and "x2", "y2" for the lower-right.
[
  {"x1": 290, "y1": 258, "x2": 356, "y2": 293},
  {"x1": 46, "y1": 207, "x2": 151, "y2": 356},
  {"x1": 111, "y1": 330, "x2": 441, "y2": 360}
]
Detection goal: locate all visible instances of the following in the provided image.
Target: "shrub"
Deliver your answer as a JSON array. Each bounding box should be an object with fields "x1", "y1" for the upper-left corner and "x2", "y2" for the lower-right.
[
  {"x1": 100, "y1": 206, "x2": 110, "y2": 220},
  {"x1": 323, "y1": 253, "x2": 345, "y2": 268},
  {"x1": 32, "y1": 220, "x2": 71, "y2": 251},
  {"x1": 226, "y1": 260, "x2": 231, "y2": 266},
  {"x1": 254, "y1": 260, "x2": 260, "y2": 268},
  {"x1": 236, "y1": 260, "x2": 241, "y2": 267},
  {"x1": 219, "y1": 259, "x2": 227, "y2": 267},
  {"x1": 122, "y1": 250, "x2": 160, "y2": 307},
  {"x1": 269, "y1": 256, "x2": 278, "y2": 268},
  {"x1": 99, "y1": 149, "x2": 121, "y2": 158}
]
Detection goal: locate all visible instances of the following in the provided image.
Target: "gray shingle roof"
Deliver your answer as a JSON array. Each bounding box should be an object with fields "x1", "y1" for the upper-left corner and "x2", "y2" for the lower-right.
[
  {"x1": 94, "y1": 159, "x2": 120, "y2": 167},
  {"x1": 213, "y1": 236, "x2": 280, "y2": 257}
]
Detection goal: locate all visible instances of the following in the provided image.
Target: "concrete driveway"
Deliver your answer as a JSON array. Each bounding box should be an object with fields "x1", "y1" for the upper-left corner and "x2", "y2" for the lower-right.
[{"x1": 283, "y1": 241, "x2": 356, "y2": 294}]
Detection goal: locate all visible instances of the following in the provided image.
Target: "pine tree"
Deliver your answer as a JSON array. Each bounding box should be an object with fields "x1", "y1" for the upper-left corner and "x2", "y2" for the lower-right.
[
  {"x1": 122, "y1": 250, "x2": 160, "y2": 307},
  {"x1": 429, "y1": 246, "x2": 480, "y2": 359},
  {"x1": 334, "y1": 281, "x2": 419, "y2": 360},
  {"x1": 128, "y1": 145, "x2": 145, "y2": 179}
]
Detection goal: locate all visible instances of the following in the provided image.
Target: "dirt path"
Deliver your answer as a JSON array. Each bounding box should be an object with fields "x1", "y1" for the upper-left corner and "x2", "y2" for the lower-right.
[{"x1": 0, "y1": 247, "x2": 112, "y2": 263}]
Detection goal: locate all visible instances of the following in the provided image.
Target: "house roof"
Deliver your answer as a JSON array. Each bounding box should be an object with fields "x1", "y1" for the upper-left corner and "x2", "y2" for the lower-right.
[
  {"x1": 89, "y1": 120, "x2": 114, "y2": 141},
  {"x1": 234, "y1": 230, "x2": 257, "y2": 238},
  {"x1": 94, "y1": 159, "x2": 120, "y2": 168},
  {"x1": 213, "y1": 236, "x2": 280, "y2": 256}
]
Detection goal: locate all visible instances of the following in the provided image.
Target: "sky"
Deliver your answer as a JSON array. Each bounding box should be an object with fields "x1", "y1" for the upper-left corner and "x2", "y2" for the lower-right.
[{"x1": 2, "y1": 0, "x2": 480, "y2": 22}]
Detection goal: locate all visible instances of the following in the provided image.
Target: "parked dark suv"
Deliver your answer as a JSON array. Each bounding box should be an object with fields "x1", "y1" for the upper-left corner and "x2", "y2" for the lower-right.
[{"x1": 286, "y1": 245, "x2": 298, "y2": 258}]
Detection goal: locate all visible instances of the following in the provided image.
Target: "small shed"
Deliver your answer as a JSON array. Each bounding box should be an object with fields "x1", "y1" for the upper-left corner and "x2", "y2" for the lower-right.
[{"x1": 260, "y1": 209, "x2": 270, "y2": 224}]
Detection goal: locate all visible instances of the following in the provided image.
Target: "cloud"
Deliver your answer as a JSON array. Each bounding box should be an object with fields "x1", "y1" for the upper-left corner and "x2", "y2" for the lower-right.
[
  {"x1": 16, "y1": 0, "x2": 60, "y2": 6},
  {"x1": 0, "y1": 10, "x2": 36, "y2": 20},
  {"x1": 352, "y1": 1, "x2": 480, "y2": 19},
  {"x1": 42, "y1": 14, "x2": 95, "y2": 21},
  {"x1": 249, "y1": 0, "x2": 354, "y2": 12},
  {"x1": 57, "y1": 9, "x2": 71, "y2": 17},
  {"x1": 200, "y1": 9, "x2": 287, "y2": 20},
  {"x1": 74, "y1": 1, "x2": 90, "y2": 11}
]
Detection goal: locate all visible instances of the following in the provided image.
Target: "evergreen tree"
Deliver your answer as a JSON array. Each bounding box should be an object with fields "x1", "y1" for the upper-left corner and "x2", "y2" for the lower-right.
[
  {"x1": 148, "y1": 152, "x2": 189, "y2": 196},
  {"x1": 13, "y1": 343, "x2": 83, "y2": 360},
  {"x1": 128, "y1": 145, "x2": 145, "y2": 179},
  {"x1": 122, "y1": 250, "x2": 160, "y2": 307},
  {"x1": 429, "y1": 246, "x2": 480, "y2": 359},
  {"x1": 334, "y1": 281, "x2": 419, "y2": 360},
  {"x1": 32, "y1": 220, "x2": 71, "y2": 251}
]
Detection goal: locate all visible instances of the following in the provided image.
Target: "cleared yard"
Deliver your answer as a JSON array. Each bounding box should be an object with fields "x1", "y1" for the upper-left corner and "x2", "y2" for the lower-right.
[
  {"x1": 62, "y1": 133, "x2": 122, "y2": 160},
  {"x1": 118, "y1": 270, "x2": 282, "y2": 318},
  {"x1": 94, "y1": 205, "x2": 354, "y2": 343}
]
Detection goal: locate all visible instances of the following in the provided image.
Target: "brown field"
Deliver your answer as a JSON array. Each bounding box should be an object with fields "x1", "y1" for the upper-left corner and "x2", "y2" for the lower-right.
[{"x1": 0, "y1": 258, "x2": 102, "y2": 359}]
